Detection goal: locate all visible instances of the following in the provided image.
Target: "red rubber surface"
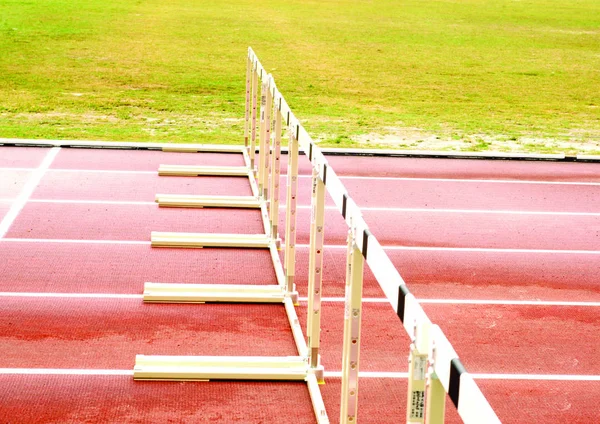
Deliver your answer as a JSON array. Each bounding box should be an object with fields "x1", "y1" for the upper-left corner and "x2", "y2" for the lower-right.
[
  {"x1": 0, "y1": 298, "x2": 297, "y2": 368},
  {"x1": 0, "y1": 146, "x2": 50, "y2": 167},
  {"x1": 291, "y1": 248, "x2": 600, "y2": 302},
  {"x1": 342, "y1": 178, "x2": 600, "y2": 212},
  {"x1": 2, "y1": 146, "x2": 600, "y2": 423},
  {"x1": 34, "y1": 172, "x2": 252, "y2": 200},
  {"x1": 7, "y1": 203, "x2": 264, "y2": 240},
  {"x1": 296, "y1": 303, "x2": 409, "y2": 372},
  {"x1": 285, "y1": 207, "x2": 600, "y2": 250},
  {"x1": 0, "y1": 375, "x2": 315, "y2": 424},
  {"x1": 0, "y1": 243, "x2": 276, "y2": 293},
  {"x1": 51, "y1": 148, "x2": 245, "y2": 170},
  {"x1": 280, "y1": 154, "x2": 600, "y2": 181},
  {"x1": 0, "y1": 203, "x2": 10, "y2": 222},
  {"x1": 424, "y1": 304, "x2": 600, "y2": 374},
  {"x1": 0, "y1": 170, "x2": 32, "y2": 198}
]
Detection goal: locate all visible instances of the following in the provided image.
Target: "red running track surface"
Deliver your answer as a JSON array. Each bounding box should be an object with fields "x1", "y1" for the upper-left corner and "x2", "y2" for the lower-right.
[
  {"x1": 51, "y1": 148, "x2": 245, "y2": 170},
  {"x1": 0, "y1": 243, "x2": 276, "y2": 293},
  {"x1": 281, "y1": 154, "x2": 600, "y2": 181},
  {"x1": 0, "y1": 146, "x2": 50, "y2": 167},
  {"x1": 0, "y1": 170, "x2": 32, "y2": 198},
  {"x1": 290, "y1": 247, "x2": 600, "y2": 302},
  {"x1": 0, "y1": 298, "x2": 297, "y2": 369},
  {"x1": 33, "y1": 172, "x2": 252, "y2": 200},
  {"x1": 7, "y1": 203, "x2": 264, "y2": 240},
  {"x1": 0, "y1": 375, "x2": 315, "y2": 424}
]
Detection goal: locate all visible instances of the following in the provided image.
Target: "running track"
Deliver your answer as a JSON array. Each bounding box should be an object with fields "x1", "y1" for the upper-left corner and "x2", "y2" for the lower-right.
[{"x1": 0, "y1": 145, "x2": 599, "y2": 423}]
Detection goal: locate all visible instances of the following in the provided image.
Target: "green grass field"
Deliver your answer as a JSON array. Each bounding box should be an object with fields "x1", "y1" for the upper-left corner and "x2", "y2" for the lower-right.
[{"x1": 1, "y1": 0, "x2": 599, "y2": 153}]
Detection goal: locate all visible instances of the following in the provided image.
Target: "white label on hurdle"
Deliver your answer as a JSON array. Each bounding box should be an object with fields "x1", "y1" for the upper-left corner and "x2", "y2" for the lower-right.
[{"x1": 413, "y1": 356, "x2": 426, "y2": 381}]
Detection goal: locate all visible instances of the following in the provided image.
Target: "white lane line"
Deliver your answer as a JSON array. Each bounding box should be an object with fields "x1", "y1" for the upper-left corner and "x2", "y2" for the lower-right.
[
  {"x1": 0, "y1": 292, "x2": 143, "y2": 299},
  {"x1": 28, "y1": 199, "x2": 156, "y2": 206},
  {"x1": 0, "y1": 238, "x2": 597, "y2": 254},
  {"x1": 299, "y1": 297, "x2": 600, "y2": 307},
  {"x1": 291, "y1": 205, "x2": 600, "y2": 217},
  {"x1": 0, "y1": 167, "x2": 155, "y2": 174},
  {"x1": 0, "y1": 238, "x2": 150, "y2": 245},
  {"x1": 323, "y1": 371, "x2": 600, "y2": 381},
  {"x1": 1, "y1": 198, "x2": 597, "y2": 217},
  {"x1": 3, "y1": 166, "x2": 600, "y2": 185},
  {"x1": 0, "y1": 368, "x2": 598, "y2": 381},
  {"x1": 0, "y1": 368, "x2": 134, "y2": 376},
  {"x1": 294, "y1": 244, "x2": 600, "y2": 255},
  {"x1": 0, "y1": 148, "x2": 60, "y2": 239},
  {"x1": 296, "y1": 174, "x2": 600, "y2": 186},
  {"x1": 3, "y1": 293, "x2": 598, "y2": 307}
]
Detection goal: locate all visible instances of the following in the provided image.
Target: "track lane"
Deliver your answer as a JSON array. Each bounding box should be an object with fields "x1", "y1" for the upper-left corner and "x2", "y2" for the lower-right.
[
  {"x1": 0, "y1": 146, "x2": 49, "y2": 168},
  {"x1": 0, "y1": 375, "x2": 315, "y2": 424},
  {"x1": 7, "y1": 203, "x2": 264, "y2": 240},
  {"x1": 0, "y1": 243, "x2": 275, "y2": 293},
  {"x1": 51, "y1": 148, "x2": 245, "y2": 170},
  {"x1": 33, "y1": 172, "x2": 252, "y2": 201},
  {"x1": 0, "y1": 298, "x2": 297, "y2": 369}
]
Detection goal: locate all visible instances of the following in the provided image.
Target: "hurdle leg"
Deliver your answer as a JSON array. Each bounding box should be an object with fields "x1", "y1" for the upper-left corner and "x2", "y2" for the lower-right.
[
  {"x1": 257, "y1": 79, "x2": 267, "y2": 195},
  {"x1": 284, "y1": 125, "x2": 299, "y2": 297},
  {"x1": 425, "y1": 372, "x2": 446, "y2": 424},
  {"x1": 306, "y1": 164, "x2": 326, "y2": 369},
  {"x1": 340, "y1": 225, "x2": 365, "y2": 423}
]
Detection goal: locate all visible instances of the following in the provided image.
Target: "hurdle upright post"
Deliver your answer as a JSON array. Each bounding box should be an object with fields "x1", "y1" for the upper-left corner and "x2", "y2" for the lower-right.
[
  {"x1": 269, "y1": 93, "x2": 282, "y2": 241},
  {"x1": 244, "y1": 50, "x2": 251, "y2": 149},
  {"x1": 340, "y1": 221, "x2": 365, "y2": 424},
  {"x1": 284, "y1": 124, "x2": 300, "y2": 296},
  {"x1": 257, "y1": 78, "x2": 268, "y2": 196},
  {"x1": 306, "y1": 160, "x2": 326, "y2": 368},
  {"x1": 262, "y1": 76, "x2": 273, "y2": 200},
  {"x1": 406, "y1": 323, "x2": 432, "y2": 424},
  {"x1": 250, "y1": 59, "x2": 259, "y2": 171}
]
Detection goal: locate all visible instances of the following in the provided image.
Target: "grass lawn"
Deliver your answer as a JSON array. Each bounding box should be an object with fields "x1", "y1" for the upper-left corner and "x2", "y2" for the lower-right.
[{"x1": 0, "y1": 0, "x2": 599, "y2": 153}]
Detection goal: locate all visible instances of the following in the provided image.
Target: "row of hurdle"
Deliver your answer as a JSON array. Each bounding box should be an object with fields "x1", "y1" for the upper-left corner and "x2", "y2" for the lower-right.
[{"x1": 131, "y1": 47, "x2": 502, "y2": 424}]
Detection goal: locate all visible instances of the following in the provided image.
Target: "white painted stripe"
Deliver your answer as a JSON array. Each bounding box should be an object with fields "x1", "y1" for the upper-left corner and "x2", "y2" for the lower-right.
[
  {"x1": 0, "y1": 238, "x2": 150, "y2": 245},
  {"x1": 296, "y1": 244, "x2": 600, "y2": 255},
  {"x1": 296, "y1": 174, "x2": 600, "y2": 186},
  {"x1": 289, "y1": 205, "x2": 600, "y2": 217},
  {"x1": 0, "y1": 368, "x2": 133, "y2": 376},
  {"x1": 0, "y1": 148, "x2": 60, "y2": 239},
  {"x1": 0, "y1": 238, "x2": 597, "y2": 254},
  {"x1": 299, "y1": 297, "x2": 600, "y2": 307},
  {"x1": 325, "y1": 371, "x2": 600, "y2": 381},
  {"x1": 0, "y1": 368, "x2": 597, "y2": 381},
  {"x1": 0, "y1": 167, "x2": 155, "y2": 174},
  {"x1": 0, "y1": 292, "x2": 142, "y2": 299},
  {"x1": 49, "y1": 169, "x2": 155, "y2": 175},
  {"x1": 28, "y1": 199, "x2": 156, "y2": 206},
  {"x1": 3, "y1": 166, "x2": 600, "y2": 185}
]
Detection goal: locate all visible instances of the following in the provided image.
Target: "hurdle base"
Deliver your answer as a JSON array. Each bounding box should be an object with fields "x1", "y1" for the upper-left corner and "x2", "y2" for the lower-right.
[
  {"x1": 155, "y1": 194, "x2": 261, "y2": 209},
  {"x1": 158, "y1": 165, "x2": 250, "y2": 177},
  {"x1": 133, "y1": 355, "x2": 312, "y2": 381},
  {"x1": 151, "y1": 232, "x2": 271, "y2": 249},
  {"x1": 143, "y1": 283, "x2": 286, "y2": 303}
]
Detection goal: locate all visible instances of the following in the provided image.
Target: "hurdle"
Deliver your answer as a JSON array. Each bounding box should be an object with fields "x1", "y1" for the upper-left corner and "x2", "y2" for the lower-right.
[
  {"x1": 135, "y1": 47, "x2": 502, "y2": 424},
  {"x1": 135, "y1": 50, "x2": 328, "y2": 421}
]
